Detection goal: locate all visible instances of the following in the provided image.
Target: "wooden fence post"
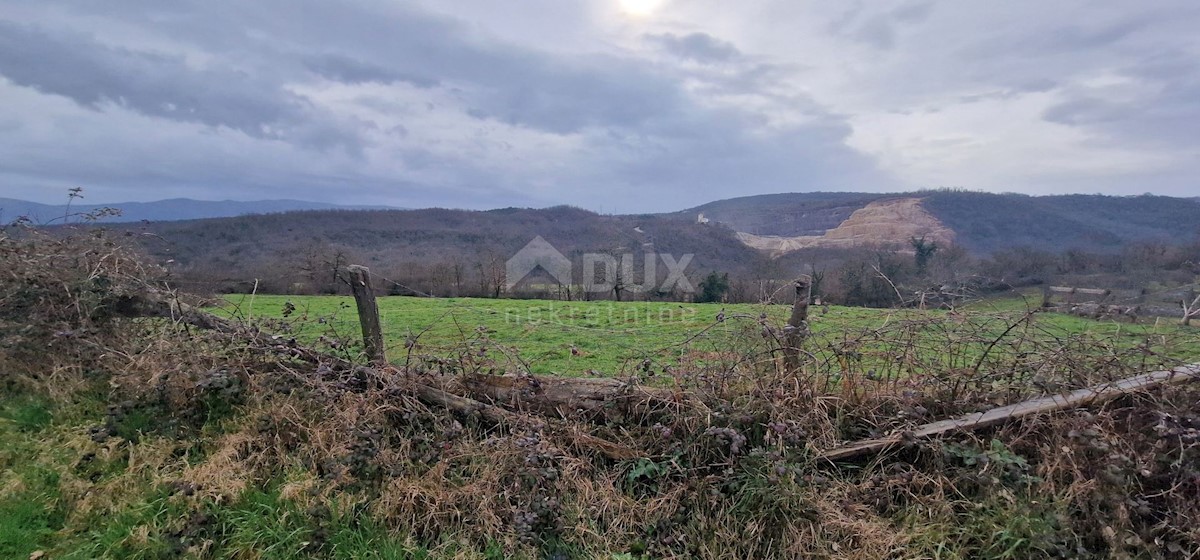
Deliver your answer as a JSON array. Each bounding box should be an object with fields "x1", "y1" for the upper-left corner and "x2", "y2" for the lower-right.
[
  {"x1": 782, "y1": 276, "x2": 811, "y2": 370},
  {"x1": 347, "y1": 265, "x2": 387, "y2": 365}
]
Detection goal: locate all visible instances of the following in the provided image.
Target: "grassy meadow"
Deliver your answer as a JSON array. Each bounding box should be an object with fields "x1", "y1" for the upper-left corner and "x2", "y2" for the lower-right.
[{"x1": 215, "y1": 294, "x2": 1199, "y2": 377}]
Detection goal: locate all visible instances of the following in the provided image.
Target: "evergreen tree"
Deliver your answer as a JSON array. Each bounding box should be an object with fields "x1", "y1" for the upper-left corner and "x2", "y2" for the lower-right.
[{"x1": 696, "y1": 271, "x2": 729, "y2": 303}]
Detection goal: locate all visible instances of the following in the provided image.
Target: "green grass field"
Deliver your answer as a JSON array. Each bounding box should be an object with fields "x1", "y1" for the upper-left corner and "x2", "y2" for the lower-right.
[{"x1": 215, "y1": 294, "x2": 1199, "y2": 376}]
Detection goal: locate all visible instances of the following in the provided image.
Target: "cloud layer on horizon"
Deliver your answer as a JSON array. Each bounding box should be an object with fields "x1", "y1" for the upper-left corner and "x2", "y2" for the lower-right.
[{"x1": 0, "y1": 0, "x2": 1196, "y2": 211}]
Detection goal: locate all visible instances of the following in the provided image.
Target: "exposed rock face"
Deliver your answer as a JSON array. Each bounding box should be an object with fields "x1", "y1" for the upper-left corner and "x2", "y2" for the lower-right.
[{"x1": 735, "y1": 197, "x2": 955, "y2": 257}]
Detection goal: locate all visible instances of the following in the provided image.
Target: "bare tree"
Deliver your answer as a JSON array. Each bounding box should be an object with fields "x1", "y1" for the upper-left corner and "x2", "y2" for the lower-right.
[
  {"x1": 472, "y1": 249, "x2": 507, "y2": 298},
  {"x1": 450, "y1": 257, "x2": 465, "y2": 297},
  {"x1": 298, "y1": 242, "x2": 350, "y2": 294},
  {"x1": 487, "y1": 254, "x2": 506, "y2": 298},
  {"x1": 612, "y1": 265, "x2": 626, "y2": 302},
  {"x1": 1183, "y1": 290, "x2": 1200, "y2": 326},
  {"x1": 808, "y1": 264, "x2": 825, "y2": 304}
]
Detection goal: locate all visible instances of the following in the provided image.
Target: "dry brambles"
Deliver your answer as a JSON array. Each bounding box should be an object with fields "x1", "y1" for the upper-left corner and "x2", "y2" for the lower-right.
[{"x1": 1, "y1": 225, "x2": 1199, "y2": 559}]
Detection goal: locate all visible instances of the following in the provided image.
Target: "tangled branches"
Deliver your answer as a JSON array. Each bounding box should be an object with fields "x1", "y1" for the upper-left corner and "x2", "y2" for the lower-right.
[{"x1": 0, "y1": 225, "x2": 161, "y2": 382}]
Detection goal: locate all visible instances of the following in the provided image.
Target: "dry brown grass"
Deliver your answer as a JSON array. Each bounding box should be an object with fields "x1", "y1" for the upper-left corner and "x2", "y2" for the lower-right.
[{"x1": 3, "y1": 226, "x2": 1199, "y2": 559}]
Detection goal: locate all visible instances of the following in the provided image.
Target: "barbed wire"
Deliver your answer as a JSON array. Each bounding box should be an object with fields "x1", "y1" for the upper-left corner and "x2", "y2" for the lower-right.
[
  {"x1": 194, "y1": 263, "x2": 1198, "y2": 379},
  {"x1": 199, "y1": 267, "x2": 759, "y2": 377}
]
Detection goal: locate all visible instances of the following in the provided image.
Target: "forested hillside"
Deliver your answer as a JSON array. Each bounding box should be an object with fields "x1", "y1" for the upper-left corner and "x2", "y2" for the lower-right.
[
  {"x1": 32, "y1": 191, "x2": 1200, "y2": 307},
  {"x1": 118, "y1": 206, "x2": 765, "y2": 296},
  {"x1": 690, "y1": 191, "x2": 1200, "y2": 254},
  {"x1": 921, "y1": 192, "x2": 1200, "y2": 253}
]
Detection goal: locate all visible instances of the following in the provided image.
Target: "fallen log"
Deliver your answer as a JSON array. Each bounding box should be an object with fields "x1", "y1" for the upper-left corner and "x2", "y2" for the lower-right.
[
  {"x1": 114, "y1": 291, "x2": 333, "y2": 365},
  {"x1": 411, "y1": 377, "x2": 641, "y2": 459},
  {"x1": 819, "y1": 363, "x2": 1200, "y2": 462},
  {"x1": 120, "y1": 290, "x2": 641, "y2": 459},
  {"x1": 406, "y1": 374, "x2": 519, "y2": 426}
]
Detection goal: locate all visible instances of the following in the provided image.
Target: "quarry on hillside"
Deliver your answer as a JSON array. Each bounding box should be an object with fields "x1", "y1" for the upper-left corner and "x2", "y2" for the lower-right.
[{"x1": 734, "y1": 197, "x2": 956, "y2": 257}]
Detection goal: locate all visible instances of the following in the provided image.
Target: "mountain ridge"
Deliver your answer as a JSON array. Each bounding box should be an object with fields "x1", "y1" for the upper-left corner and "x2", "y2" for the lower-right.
[
  {"x1": 0, "y1": 197, "x2": 397, "y2": 223},
  {"x1": 9, "y1": 191, "x2": 1199, "y2": 262},
  {"x1": 686, "y1": 191, "x2": 1200, "y2": 254},
  {"x1": 27, "y1": 190, "x2": 1189, "y2": 297}
]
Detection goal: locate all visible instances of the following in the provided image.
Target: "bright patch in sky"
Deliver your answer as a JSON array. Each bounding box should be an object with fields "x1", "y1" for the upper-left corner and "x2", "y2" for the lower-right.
[{"x1": 618, "y1": 0, "x2": 664, "y2": 17}]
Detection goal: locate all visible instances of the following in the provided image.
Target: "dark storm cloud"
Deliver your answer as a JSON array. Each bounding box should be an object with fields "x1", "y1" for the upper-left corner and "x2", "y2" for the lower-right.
[
  {"x1": 39, "y1": 0, "x2": 686, "y2": 135},
  {"x1": 0, "y1": 20, "x2": 363, "y2": 152},
  {"x1": 646, "y1": 32, "x2": 741, "y2": 63},
  {"x1": 0, "y1": 21, "x2": 282, "y2": 127}
]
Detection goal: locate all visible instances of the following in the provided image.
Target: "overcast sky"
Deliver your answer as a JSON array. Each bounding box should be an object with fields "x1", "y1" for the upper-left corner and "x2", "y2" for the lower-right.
[{"x1": 1, "y1": 1, "x2": 1197, "y2": 212}]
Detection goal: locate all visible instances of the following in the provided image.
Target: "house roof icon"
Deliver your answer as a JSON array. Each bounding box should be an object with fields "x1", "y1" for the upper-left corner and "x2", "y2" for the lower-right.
[{"x1": 506, "y1": 236, "x2": 572, "y2": 289}]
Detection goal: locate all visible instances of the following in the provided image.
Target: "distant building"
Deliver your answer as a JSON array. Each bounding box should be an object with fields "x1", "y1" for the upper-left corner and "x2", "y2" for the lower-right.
[{"x1": 697, "y1": 213, "x2": 710, "y2": 224}]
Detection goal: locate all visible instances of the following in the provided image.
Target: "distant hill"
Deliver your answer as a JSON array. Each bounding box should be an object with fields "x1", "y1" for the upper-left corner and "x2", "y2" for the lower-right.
[
  {"x1": 684, "y1": 192, "x2": 886, "y2": 237},
  {"x1": 11, "y1": 192, "x2": 1197, "y2": 255},
  {"x1": 113, "y1": 206, "x2": 765, "y2": 296},
  {"x1": 921, "y1": 192, "x2": 1200, "y2": 253},
  {"x1": 0, "y1": 197, "x2": 394, "y2": 224},
  {"x1": 685, "y1": 191, "x2": 1200, "y2": 254},
  {"x1": 26, "y1": 190, "x2": 1200, "y2": 297}
]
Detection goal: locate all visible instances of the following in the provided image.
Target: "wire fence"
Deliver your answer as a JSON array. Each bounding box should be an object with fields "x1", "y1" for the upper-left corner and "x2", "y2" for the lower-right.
[{"x1": 199, "y1": 267, "x2": 1200, "y2": 406}]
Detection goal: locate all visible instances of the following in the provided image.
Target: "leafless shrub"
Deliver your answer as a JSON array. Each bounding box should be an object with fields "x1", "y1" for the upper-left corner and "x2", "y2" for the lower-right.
[{"x1": 0, "y1": 223, "x2": 161, "y2": 388}]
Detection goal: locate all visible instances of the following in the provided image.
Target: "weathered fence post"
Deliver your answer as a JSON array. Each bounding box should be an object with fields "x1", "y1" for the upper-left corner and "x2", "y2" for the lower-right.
[
  {"x1": 347, "y1": 265, "x2": 387, "y2": 365},
  {"x1": 782, "y1": 276, "x2": 811, "y2": 370}
]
